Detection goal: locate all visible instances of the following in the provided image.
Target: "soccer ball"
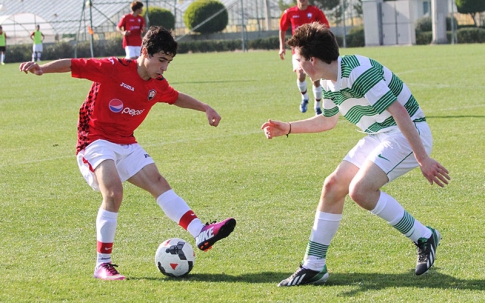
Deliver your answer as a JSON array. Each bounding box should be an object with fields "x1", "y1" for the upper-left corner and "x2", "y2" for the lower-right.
[{"x1": 155, "y1": 238, "x2": 195, "y2": 277}]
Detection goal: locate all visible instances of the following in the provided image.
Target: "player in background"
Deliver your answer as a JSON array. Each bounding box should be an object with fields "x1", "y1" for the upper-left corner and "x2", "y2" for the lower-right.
[
  {"x1": 19, "y1": 26, "x2": 236, "y2": 281},
  {"x1": 279, "y1": 0, "x2": 330, "y2": 115},
  {"x1": 0, "y1": 25, "x2": 7, "y2": 65},
  {"x1": 262, "y1": 22, "x2": 450, "y2": 287},
  {"x1": 30, "y1": 25, "x2": 45, "y2": 62},
  {"x1": 117, "y1": 1, "x2": 146, "y2": 59}
]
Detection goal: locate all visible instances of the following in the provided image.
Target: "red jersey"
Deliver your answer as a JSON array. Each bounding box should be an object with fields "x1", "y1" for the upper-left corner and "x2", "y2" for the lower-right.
[
  {"x1": 279, "y1": 5, "x2": 329, "y2": 34},
  {"x1": 117, "y1": 14, "x2": 145, "y2": 48},
  {"x1": 71, "y1": 57, "x2": 179, "y2": 154}
]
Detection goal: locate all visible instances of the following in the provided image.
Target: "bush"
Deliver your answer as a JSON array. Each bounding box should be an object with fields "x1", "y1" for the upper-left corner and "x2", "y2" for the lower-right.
[
  {"x1": 415, "y1": 16, "x2": 458, "y2": 32},
  {"x1": 416, "y1": 31, "x2": 433, "y2": 45},
  {"x1": 184, "y1": 0, "x2": 228, "y2": 34},
  {"x1": 147, "y1": 7, "x2": 175, "y2": 30},
  {"x1": 416, "y1": 27, "x2": 485, "y2": 44},
  {"x1": 248, "y1": 36, "x2": 279, "y2": 50},
  {"x1": 346, "y1": 26, "x2": 365, "y2": 47},
  {"x1": 178, "y1": 39, "x2": 241, "y2": 53},
  {"x1": 5, "y1": 44, "x2": 31, "y2": 63},
  {"x1": 457, "y1": 27, "x2": 485, "y2": 43}
]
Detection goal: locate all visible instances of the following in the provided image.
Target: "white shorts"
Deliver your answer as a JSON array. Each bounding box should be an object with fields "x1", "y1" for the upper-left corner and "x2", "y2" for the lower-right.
[
  {"x1": 33, "y1": 44, "x2": 43, "y2": 52},
  {"x1": 125, "y1": 46, "x2": 141, "y2": 59},
  {"x1": 76, "y1": 139, "x2": 154, "y2": 191},
  {"x1": 291, "y1": 54, "x2": 301, "y2": 72},
  {"x1": 343, "y1": 122, "x2": 433, "y2": 183}
]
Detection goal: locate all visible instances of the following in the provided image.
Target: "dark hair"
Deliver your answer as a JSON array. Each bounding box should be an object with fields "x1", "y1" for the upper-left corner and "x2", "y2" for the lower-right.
[
  {"x1": 287, "y1": 22, "x2": 339, "y2": 64},
  {"x1": 142, "y1": 26, "x2": 178, "y2": 57},
  {"x1": 131, "y1": 1, "x2": 143, "y2": 12}
]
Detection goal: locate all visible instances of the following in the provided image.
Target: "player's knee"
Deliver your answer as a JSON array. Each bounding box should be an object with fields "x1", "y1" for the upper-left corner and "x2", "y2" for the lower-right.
[
  {"x1": 322, "y1": 173, "x2": 347, "y2": 198},
  {"x1": 102, "y1": 187, "x2": 123, "y2": 204},
  {"x1": 348, "y1": 181, "x2": 371, "y2": 209}
]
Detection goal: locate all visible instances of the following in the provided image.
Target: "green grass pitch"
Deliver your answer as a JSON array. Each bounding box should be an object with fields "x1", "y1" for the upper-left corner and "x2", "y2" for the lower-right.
[{"x1": 1, "y1": 44, "x2": 485, "y2": 302}]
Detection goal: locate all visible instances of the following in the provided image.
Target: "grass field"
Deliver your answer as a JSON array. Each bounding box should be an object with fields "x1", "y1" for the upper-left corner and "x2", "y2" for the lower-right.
[{"x1": 1, "y1": 44, "x2": 485, "y2": 302}]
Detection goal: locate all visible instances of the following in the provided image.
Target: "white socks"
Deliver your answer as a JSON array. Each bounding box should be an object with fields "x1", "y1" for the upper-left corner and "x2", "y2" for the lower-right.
[
  {"x1": 156, "y1": 190, "x2": 204, "y2": 237},
  {"x1": 371, "y1": 191, "x2": 431, "y2": 242}
]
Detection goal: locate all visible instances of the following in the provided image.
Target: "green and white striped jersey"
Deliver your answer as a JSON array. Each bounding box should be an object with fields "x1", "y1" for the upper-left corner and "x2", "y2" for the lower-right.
[{"x1": 321, "y1": 55, "x2": 426, "y2": 134}]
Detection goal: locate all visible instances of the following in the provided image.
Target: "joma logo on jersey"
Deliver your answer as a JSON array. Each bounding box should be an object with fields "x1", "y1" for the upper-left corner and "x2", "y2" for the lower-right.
[{"x1": 120, "y1": 82, "x2": 134, "y2": 91}]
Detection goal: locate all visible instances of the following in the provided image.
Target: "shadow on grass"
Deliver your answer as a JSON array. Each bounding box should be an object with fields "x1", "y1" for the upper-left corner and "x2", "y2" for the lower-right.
[{"x1": 130, "y1": 269, "x2": 485, "y2": 295}]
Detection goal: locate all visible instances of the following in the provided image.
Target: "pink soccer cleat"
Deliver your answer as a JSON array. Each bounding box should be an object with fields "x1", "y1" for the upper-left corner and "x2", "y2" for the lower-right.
[
  {"x1": 195, "y1": 218, "x2": 236, "y2": 251},
  {"x1": 93, "y1": 263, "x2": 125, "y2": 280}
]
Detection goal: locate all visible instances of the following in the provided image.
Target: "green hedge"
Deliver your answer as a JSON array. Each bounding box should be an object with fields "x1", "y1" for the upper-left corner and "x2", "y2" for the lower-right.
[
  {"x1": 416, "y1": 27, "x2": 485, "y2": 45},
  {"x1": 3, "y1": 27, "x2": 362, "y2": 64}
]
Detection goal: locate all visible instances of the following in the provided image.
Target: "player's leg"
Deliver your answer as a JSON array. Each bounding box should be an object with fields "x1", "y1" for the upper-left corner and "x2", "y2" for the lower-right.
[
  {"x1": 92, "y1": 159, "x2": 125, "y2": 280},
  {"x1": 127, "y1": 157, "x2": 236, "y2": 252},
  {"x1": 278, "y1": 161, "x2": 358, "y2": 287},
  {"x1": 348, "y1": 127, "x2": 440, "y2": 275},
  {"x1": 124, "y1": 46, "x2": 131, "y2": 59},
  {"x1": 313, "y1": 79, "x2": 323, "y2": 115},
  {"x1": 77, "y1": 141, "x2": 125, "y2": 280},
  {"x1": 125, "y1": 46, "x2": 139, "y2": 60},
  {"x1": 0, "y1": 49, "x2": 5, "y2": 64},
  {"x1": 292, "y1": 54, "x2": 309, "y2": 113}
]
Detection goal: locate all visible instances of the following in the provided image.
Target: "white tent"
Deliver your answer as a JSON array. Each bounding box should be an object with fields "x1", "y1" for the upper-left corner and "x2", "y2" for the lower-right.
[{"x1": 0, "y1": 13, "x2": 55, "y2": 44}]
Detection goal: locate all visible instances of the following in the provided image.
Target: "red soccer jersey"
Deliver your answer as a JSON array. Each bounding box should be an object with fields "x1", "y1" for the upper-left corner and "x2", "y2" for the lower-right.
[
  {"x1": 117, "y1": 14, "x2": 145, "y2": 48},
  {"x1": 71, "y1": 57, "x2": 179, "y2": 154},
  {"x1": 279, "y1": 5, "x2": 330, "y2": 34}
]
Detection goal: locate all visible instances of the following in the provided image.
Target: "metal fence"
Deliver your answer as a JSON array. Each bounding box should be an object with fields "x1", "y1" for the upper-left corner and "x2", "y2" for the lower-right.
[{"x1": 0, "y1": 0, "x2": 284, "y2": 45}]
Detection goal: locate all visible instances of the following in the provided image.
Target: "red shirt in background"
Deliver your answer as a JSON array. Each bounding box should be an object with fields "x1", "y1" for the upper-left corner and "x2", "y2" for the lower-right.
[
  {"x1": 117, "y1": 14, "x2": 145, "y2": 48},
  {"x1": 280, "y1": 5, "x2": 330, "y2": 34}
]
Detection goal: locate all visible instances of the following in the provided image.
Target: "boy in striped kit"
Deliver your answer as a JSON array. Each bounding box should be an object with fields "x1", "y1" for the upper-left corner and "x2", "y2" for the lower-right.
[{"x1": 262, "y1": 22, "x2": 450, "y2": 287}]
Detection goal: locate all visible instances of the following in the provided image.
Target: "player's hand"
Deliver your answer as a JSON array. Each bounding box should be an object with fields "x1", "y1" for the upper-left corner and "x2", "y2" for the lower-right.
[
  {"x1": 279, "y1": 48, "x2": 286, "y2": 60},
  {"x1": 124, "y1": 30, "x2": 131, "y2": 36},
  {"x1": 206, "y1": 106, "x2": 221, "y2": 127},
  {"x1": 261, "y1": 119, "x2": 290, "y2": 139},
  {"x1": 19, "y1": 61, "x2": 43, "y2": 75},
  {"x1": 419, "y1": 157, "x2": 450, "y2": 187}
]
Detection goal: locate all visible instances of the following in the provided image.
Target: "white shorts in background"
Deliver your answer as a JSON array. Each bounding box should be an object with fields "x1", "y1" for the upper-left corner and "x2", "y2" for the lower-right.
[
  {"x1": 76, "y1": 139, "x2": 154, "y2": 191},
  {"x1": 125, "y1": 46, "x2": 141, "y2": 58},
  {"x1": 33, "y1": 44, "x2": 43, "y2": 52},
  {"x1": 291, "y1": 54, "x2": 300, "y2": 72},
  {"x1": 343, "y1": 122, "x2": 433, "y2": 183}
]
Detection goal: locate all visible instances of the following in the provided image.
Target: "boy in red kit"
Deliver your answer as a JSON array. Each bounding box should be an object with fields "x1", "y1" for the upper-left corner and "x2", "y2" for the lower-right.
[
  {"x1": 117, "y1": 1, "x2": 146, "y2": 59},
  {"x1": 279, "y1": 0, "x2": 329, "y2": 115},
  {"x1": 19, "y1": 26, "x2": 236, "y2": 281}
]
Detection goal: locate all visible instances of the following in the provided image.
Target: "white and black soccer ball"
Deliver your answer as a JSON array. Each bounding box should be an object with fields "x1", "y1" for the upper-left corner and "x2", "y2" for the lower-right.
[{"x1": 155, "y1": 238, "x2": 195, "y2": 277}]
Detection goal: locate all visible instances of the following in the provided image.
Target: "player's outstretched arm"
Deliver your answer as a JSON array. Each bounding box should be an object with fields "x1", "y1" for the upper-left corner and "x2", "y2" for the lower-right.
[
  {"x1": 261, "y1": 115, "x2": 338, "y2": 139},
  {"x1": 19, "y1": 59, "x2": 72, "y2": 76},
  {"x1": 173, "y1": 92, "x2": 221, "y2": 127},
  {"x1": 261, "y1": 119, "x2": 290, "y2": 139}
]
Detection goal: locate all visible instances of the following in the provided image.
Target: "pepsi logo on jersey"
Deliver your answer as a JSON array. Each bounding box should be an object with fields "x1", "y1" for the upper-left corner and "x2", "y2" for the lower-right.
[{"x1": 108, "y1": 99, "x2": 145, "y2": 116}]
